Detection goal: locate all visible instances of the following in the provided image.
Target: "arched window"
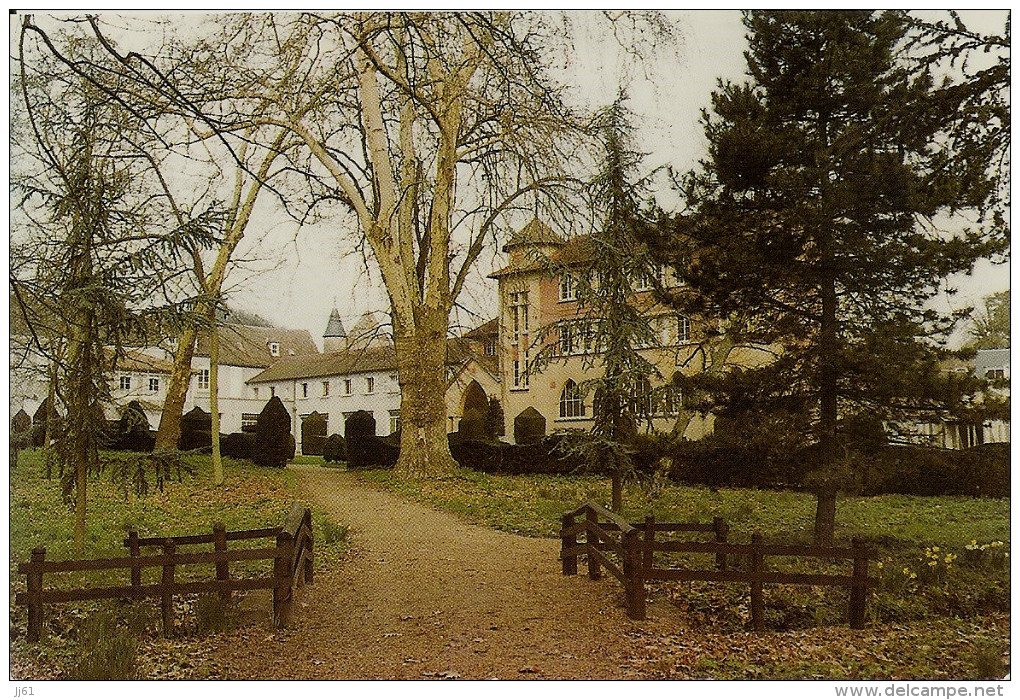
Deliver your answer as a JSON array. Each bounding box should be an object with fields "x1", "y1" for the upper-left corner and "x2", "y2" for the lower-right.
[{"x1": 559, "y1": 380, "x2": 585, "y2": 418}]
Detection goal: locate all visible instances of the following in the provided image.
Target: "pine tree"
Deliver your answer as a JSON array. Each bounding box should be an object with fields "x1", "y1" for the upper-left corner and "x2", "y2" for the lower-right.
[
  {"x1": 657, "y1": 11, "x2": 1006, "y2": 543},
  {"x1": 968, "y1": 290, "x2": 1010, "y2": 349}
]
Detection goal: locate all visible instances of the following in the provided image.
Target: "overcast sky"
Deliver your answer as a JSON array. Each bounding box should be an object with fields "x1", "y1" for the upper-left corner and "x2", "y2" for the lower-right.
[{"x1": 36, "y1": 10, "x2": 1004, "y2": 349}]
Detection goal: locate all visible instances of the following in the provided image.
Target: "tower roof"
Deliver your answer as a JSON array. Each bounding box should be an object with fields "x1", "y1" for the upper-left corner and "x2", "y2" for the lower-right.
[
  {"x1": 502, "y1": 218, "x2": 565, "y2": 252},
  {"x1": 323, "y1": 308, "x2": 347, "y2": 338}
]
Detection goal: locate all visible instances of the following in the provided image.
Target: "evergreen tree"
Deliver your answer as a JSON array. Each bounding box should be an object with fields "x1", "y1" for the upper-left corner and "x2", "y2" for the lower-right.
[
  {"x1": 548, "y1": 95, "x2": 660, "y2": 513},
  {"x1": 655, "y1": 11, "x2": 1006, "y2": 543}
]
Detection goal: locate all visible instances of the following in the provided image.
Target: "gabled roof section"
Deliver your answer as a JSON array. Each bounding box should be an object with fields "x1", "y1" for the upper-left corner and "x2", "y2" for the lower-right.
[
  {"x1": 248, "y1": 346, "x2": 399, "y2": 384},
  {"x1": 196, "y1": 324, "x2": 318, "y2": 368},
  {"x1": 502, "y1": 218, "x2": 566, "y2": 252},
  {"x1": 463, "y1": 318, "x2": 498, "y2": 339},
  {"x1": 323, "y1": 308, "x2": 347, "y2": 338},
  {"x1": 110, "y1": 349, "x2": 176, "y2": 374}
]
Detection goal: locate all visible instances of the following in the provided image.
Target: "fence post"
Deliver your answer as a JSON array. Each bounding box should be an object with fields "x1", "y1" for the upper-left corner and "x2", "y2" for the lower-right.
[
  {"x1": 585, "y1": 507, "x2": 601, "y2": 581},
  {"x1": 561, "y1": 513, "x2": 577, "y2": 576},
  {"x1": 714, "y1": 517, "x2": 729, "y2": 571},
  {"x1": 623, "y1": 530, "x2": 646, "y2": 620},
  {"x1": 303, "y1": 509, "x2": 314, "y2": 586},
  {"x1": 127, "y1": 530, "x2": 142, "y2": 591},
  {"x1": 26, "y1": 546, "x2": 45, "y2": 643},
  {"x1": 273, "y1": 530, "x2": 294, "y2": 628},
  {"x1": 161, "y1": 540, "x2": 176, "y2": 637},
  {"x1": 750, "y1": 531, "x2": 765, "y2": 633},
  {"x1": 643, "y1": 515, "x2": 655, "y2": 571},
  {"x1": 849, "y1": 537, "x2": 868, "y2": 629},
  {"x1": 213, "y1": 522, "x2": 230, "y2": 600}
]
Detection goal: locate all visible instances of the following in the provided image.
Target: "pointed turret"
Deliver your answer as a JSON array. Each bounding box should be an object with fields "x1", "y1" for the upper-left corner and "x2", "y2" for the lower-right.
[{"x1": 323, "y1": 308, "x2": 347, "y2": 353}]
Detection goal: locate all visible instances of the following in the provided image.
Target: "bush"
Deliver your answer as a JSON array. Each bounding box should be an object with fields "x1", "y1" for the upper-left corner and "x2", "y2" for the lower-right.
[
  {"x1": 220, "y1": 432, "x2": 255, "y2": 460},
  {"x1": 861, "y1": 444, "x2": 1009, "y2": 498},
  {"x1": 457, "y1": 407, "x2": 488, "y2": 442},
  {"x1": 449, "y1": 434, "x2": 584, "y2": 476},
  {"x1": 116, "y1": 401, "x2": 155, "y2": 453},
  {"x1": 322, "y1": 433, "x2": 346, "y2": 463},
  {"x1": 301, "y1": 412, "x2": 328, "y2": 456},
  {"x1": 31, "y1": 398, "x2": 57, "y2": 448},
  {"x1": 513, "y1": 407, "x2": 546, "y2": 445},
  {"x1": 345, "y1": 410, "x2": 398, "y2": 469},
  {"x1": 179, "y1": 407, "x2": 212, "y2": 451},
  {"x1": 486, "y1": 397, "x2": 505, "y2": 438},
  {"x1": 253, "y1": 397, "x2": 292, "y2": 468}
]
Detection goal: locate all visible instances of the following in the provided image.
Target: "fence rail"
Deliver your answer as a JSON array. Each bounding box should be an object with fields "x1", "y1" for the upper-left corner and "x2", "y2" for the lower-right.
[
  {"x1": 17, "y1": 503, "x2": 314, "y2": 641},
  {"x1": 560, "y1": 501, "x2": 874, "y2": 631}
]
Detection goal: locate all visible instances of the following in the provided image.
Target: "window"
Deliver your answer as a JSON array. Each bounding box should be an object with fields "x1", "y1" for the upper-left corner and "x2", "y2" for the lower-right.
[
  {"x1": 197, "y1": 369, "x2": 209, "y2": 391},
  {"x1": 148, "y1": 377, "x2": 160, "y2": 393},
  {"x1": 512, "y1": 359, "x2": 528, "y2": 389},
  {"x1": 253, "y1": 386, "x2": 259, "y2": 399},
  {"x1": 559, "y1": 380, "x2": 585, "y2": 418},
  {"x1": 635, "y1": 265, "x2": 663, "y2": 292},
  {"x1": 678, "y1": 316, "x2": 691, "y2": 344},
  {"x1": 241, "y1": 413, "x2": 259, "y2": 431},
  {"x1": 268, "y1": 342, "x2": 280, "y2": 357},
  {"x1": 119, "y1": 375, "x2": 132, "y2": 391},
  {"x1": 343, "y1": 379, "x2": 352, "y2": 395},
  {"x1": 271, "y1": 385, "x2": 276, "y2": 398},
  {"x1": 322, "y1": 380, "x2": 330, "y2": 397},
  {"x1": 389, "y1": 374, "x2": 399, "y2": 393},
  {"x1": 559, "y1": 322, "x2": 577, "y2": 356},
  {"x1": 366, "y1": 377, "x2": 375, "y2": 394},
  {"x1": 389, "y1": 410, "x2": 401, "y2": 434},
  {"x1": 559, "y1": 273, "x2": 577, "y2": 301},
  {"x1": 301, "y1": 382, "x2": 309, "y2": 398},
  {"x1": 986, "y1": 368, "x2": 1006, "y2": 380},
  {"x1": 510, "y1": 291, "x2": 529, "y2": 343},
  {"x1": 484, "y1": 339, "x2": 496, "y2": 357},
  {"x1": 629, "y1": 375, "x2": 653, "y2": 417}
]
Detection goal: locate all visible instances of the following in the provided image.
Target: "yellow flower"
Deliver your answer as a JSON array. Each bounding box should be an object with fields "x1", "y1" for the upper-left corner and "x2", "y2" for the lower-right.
[{"x1": 932, "y1": 546, "x2": 940, "y2": 553}]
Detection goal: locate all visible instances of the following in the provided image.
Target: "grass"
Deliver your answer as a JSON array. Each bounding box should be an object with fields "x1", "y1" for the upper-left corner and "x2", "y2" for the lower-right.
[
  {"x1": 9, "y1": 448, "x2": 347, "y2": 679},
  {"x1": 357, "y1": 466, "x2": 1010, "y2": 678}
]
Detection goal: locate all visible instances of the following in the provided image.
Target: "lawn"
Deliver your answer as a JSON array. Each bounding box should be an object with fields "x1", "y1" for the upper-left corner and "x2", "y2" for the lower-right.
[
  {"x1": 9, "y1": 448, "x2": 347, "y2": 679},
  {"x1": 357, "y1": 466, "x2": 1010, "y2": 679}
]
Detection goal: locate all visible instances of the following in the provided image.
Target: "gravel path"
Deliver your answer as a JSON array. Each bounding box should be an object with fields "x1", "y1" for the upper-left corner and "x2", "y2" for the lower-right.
[{"x1": 210, "y1": 466, "x2": 680, "y2": 679}]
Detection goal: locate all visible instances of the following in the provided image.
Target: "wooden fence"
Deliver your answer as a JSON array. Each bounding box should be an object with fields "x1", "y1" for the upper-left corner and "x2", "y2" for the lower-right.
[
  {"x1": 560, "y1": 501, "x2": 874, "y2": 631},
  {"x1": 17, "y1": 503, "x2": 314, "y2": 642}
]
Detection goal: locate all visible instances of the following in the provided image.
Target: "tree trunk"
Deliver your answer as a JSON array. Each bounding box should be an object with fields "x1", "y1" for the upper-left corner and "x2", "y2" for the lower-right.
[
  {"x1": 209, "y1": 310, "x2": 223, "y2": 486},
  {"x1": 393, "y1": 315, "x2": 458, "y2": 477},
  {"x1": 814, "y1": 488, "x2": 836, "y2": 547},
  {"x1": 154, "y1": 325, "x2": 199, "y2": 450},
  {"x1": 611, "y1": 472, "x2": 623, "y2": 513}
]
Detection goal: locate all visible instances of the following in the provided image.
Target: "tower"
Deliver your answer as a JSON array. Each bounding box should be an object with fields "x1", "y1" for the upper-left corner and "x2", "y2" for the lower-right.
[{"x1": 323, "y1": 307, "x2": 347, "y2": 353}]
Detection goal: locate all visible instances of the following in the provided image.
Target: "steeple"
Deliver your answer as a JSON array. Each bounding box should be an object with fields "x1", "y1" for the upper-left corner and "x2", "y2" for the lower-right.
[{"x1": 323, "y1": 308, "x2": 347, "y2": 353}]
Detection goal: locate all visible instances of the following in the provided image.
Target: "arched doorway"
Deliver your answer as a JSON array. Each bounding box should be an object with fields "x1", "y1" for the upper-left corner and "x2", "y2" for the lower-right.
[{"x1": 462, "y1": 380, "x2": 488, "y2": 416}]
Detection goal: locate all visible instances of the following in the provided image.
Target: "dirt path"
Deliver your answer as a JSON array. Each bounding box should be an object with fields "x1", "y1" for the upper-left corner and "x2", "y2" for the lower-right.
[{"x1": 210, "y1": 466, "x2": 680, "y2": 679}]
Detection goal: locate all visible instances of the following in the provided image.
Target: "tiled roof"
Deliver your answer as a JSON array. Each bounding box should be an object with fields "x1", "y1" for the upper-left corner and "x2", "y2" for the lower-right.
[
  {"x1": 248, "y1": 346, "x2": 398, "y2": 384},
  {"x1": 490, "y1": 235, "x2": 595, "y2": 278},
  {"x1": 974, "y1": 348, "x2": 1010, "y2": 376},
  {"x1": 503, "y1": 218, "x2": 566, "y2": 251},
  {"x1": 111, "y1": 349, "x2": 177, "y2": 374},
  {"x1": 463, "y1": 318, "x2": 498, "y2": 339},
  {"x1": 196, "y1": 324, "x2": 318, "y2": 368}
]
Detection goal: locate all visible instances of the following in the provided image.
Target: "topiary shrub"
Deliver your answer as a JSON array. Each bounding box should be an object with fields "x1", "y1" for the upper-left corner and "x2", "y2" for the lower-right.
[
  {"x1": 345, "y1": 410, "x2": 398, "y2": 469},
  {"x1": 513, "y1": 407, "x2": 546, "y2": 445},
  {"x1": 179, "y1": 407, "x2": 212, "y2": 451},
  {"x1": 861, "y1": 444, "x2": 1009, "y2": 498},
  {"x1": 323, "y1": 434, "x2": 346, "y2": 463},
  {"x1": 117, "y1": 401, "x2": 155, "y2": 453},
  {"x1": 486, "y1": 397, "x2": 505, "y2": 438},
  {"x1": 31, "y1": 397, "x2": 58, "y2": 448},
  {"x1": 221, "y1": 432, "x2": 255, "y2": 461},
  {"x1": 11, "y1": 409, "x2": 32, "y2": 455},
  {"x1": 253, "y1": 397, "x2": 292, "y2": 468},
  {"x1": 457, "y1": 407, "x2": 488, "y2": 442},
  {"x1": 301, "y1": 411, "x2": 328, "y2": 456}
]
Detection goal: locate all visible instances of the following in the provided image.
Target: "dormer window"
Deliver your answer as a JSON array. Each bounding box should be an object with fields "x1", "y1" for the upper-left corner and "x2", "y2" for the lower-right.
[{"x1": 268, "y1": 342, "x2": 280, "y2": 357}]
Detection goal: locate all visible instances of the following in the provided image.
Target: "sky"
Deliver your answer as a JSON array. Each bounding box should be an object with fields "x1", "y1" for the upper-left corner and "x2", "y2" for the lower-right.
[
  {"x1": 217, "y1": 9, "x2": 1009, "y2": 350},
  {"x1": 12, "y1": 10, "x2": 1010, "y2": 349}
]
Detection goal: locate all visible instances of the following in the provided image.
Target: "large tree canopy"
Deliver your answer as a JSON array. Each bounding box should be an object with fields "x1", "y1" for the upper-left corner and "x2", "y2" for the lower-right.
[{"x1": 648, "y1": 10, "x2": 1006, "y2": 541}]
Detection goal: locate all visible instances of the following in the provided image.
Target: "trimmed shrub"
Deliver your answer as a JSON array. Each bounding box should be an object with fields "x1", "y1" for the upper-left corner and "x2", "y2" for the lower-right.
[
  {"x1": 322, "y1": 434, "x2": 346, "y2": 463},
  {"x1": 11, "y1": 409, "x2": 32, "y2": 452},
  {"x1": 179, "y1": 407, "x2": 212, "y2": 451},
  {"x1": 117, "y1": 401, "x2": 155, "y2": 453},
  {"x1": 457, "y1": 407, "x2": 488, "y2": 442},
  {"x1": 253, "y1": 397, "x2": 292, "y2": 468},
  {"x1": 345, "y1": 410, "x2": 398, "y2": 469},
  {"x1": 221, "y1": 432, "x2": 255, "y2": 461},
  {"x1": 861, "y1": 443, "x2": 1009, "y2": 498},
  {"x1": 449, "y1": 434, "x2": 585, "y2": 476},
  {"x1": 31, "y1": 397, "x2": 58, "y2": 448},
  {"x1": 301, "y1": 412, "x2": 328, "y2": 456},
  {"x1": 486, "y1": 397, "x2": 505, "y2": 438},
  {"x1": 513, "y1": 407, "x2": 546, "y2": 445}
]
